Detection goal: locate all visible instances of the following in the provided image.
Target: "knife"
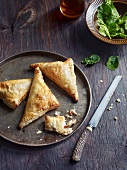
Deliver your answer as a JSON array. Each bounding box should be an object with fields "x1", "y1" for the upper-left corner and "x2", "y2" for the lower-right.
[{"x1": 72, "y1": 75, "x2": 122, "y2": 161}]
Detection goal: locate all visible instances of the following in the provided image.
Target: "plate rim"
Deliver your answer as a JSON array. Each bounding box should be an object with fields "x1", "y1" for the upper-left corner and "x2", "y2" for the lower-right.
[
  {"x1": 0, "y1": 50, "x2": 92, "y2": 146},
  {"x1": 86, "y1": 0, "x2": 127, "y2": 45}
]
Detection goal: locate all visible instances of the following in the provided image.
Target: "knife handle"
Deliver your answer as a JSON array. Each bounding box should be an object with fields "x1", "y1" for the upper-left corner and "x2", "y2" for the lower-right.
[{"x1": 72, "y1": 125, "x2": 93, "y2": 161}]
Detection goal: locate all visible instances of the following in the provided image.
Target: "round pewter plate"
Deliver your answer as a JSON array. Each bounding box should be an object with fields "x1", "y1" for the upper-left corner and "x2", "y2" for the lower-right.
[
  {"x1": 0, "y1": 51, "x2": 92, "y2": 146},
  {"x1": 86, "y1": 0, "x2": 127, "y2": 45}
]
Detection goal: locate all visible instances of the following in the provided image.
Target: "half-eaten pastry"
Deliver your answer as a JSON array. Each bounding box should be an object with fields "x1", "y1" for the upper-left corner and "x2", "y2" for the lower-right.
[
  {"x1": 44, "y1": 115, "x2": 73, "y2": 135},
  {"x1": 30, "y1": 58, "x2": 79, "y2": 102},
  {"x1": 0, "y1": 79, "x2": 32, "y2": 109},
  {"x1": 19, "y1": 67, "x2": 60, "y2": 129}
]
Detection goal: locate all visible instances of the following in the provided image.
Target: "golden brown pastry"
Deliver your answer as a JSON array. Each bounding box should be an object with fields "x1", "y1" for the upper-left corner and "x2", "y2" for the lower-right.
[
  {"x1": 44, "y1": 115, "x2": 73, "y2": 135},
  {"x1": 0, "y1": 79, "x2": 32, "y2": 109},
  {"x1": 19, "y1": 67, "x2": 60, "y2": 129},
  {"x1": 30, "y1": 58, "x2": 79, "y2": 102}
]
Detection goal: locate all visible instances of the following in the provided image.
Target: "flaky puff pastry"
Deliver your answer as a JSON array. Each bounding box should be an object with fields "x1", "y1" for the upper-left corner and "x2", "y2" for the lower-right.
[
  {"x1": 45, "y1": 115, "x2": 73, "y2": 135},
  {"x1": 30, "y1": 58, "x2": 78, "y2": 102},
  {"x1": 19, "y1": 67, "x2": 60, "y2": 129},
  {"x1": 0, "y1": 79, "x2": 32, "y2": 109}
]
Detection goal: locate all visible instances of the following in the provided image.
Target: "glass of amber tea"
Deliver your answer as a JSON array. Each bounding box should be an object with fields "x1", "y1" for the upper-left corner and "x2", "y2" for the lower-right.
[{"x1": 60, "y1": 0, "x2": 84, "y2": 18}]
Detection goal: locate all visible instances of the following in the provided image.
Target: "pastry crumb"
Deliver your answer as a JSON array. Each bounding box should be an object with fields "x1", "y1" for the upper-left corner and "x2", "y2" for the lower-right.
[
  {"x1": 54, "y1": 111, "x2": 60, "y2": 116},
  {"x1": 38, "y1": 138, "x2": 42, "y2": 141},
  {"x1": 36, "y1": 129, "x2": 42, "y2": 134},
  {"x1": 45, "y1": 115, "x2": 73, "y2": 136},
  {"x1": 66, "y1": 119, "x2": 76, "y2": 127},
  {"x1": 107, "y1": 104, "x2": 113, "y2": 111},
  {"x1": 65, "y1": 114, "x2": 72, "y2": 119},
  {"x1": 69, "y1": 109, "x2": 78, "y2": 116},
  {"x1": 116, "y1": 98, "x2": 121, "y2": 103},
  {"x1": 100, "y1": 80, "x2": 103, "y2": 83},
  {"x1": 114, "y1": 117, "x2": 118, "y2": 121}
]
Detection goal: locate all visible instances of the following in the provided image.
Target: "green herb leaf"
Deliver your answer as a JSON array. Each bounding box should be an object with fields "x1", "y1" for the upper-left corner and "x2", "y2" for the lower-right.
[
  {"x1": 97, "y1": 0, "x2": 127, "y2": 39},
  {"x1": 98, "y1": 20, "x2": 111, "y2": 38},
  {"x1": 106, "y1": 56, "x2": 120, "y2": 70},
  {"x1": 82, "y1": 54, "x2": 100, "y2": 66}
]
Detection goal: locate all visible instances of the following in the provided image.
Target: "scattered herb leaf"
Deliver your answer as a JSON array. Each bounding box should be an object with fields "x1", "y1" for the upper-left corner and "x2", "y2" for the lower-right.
[
  {"x1": 97, "y1": 0, "x2": 127, "y2": 39},
  {"x1": 82, "y1": 54, "x2": 100, "y2": 66},
  {"x1": 106, "y1": 56, "x2": 119, "y2": 70}
]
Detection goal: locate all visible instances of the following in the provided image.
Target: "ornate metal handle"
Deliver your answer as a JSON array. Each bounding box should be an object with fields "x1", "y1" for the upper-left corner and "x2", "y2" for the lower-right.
[{"x1": 72, "y1": 125, "x2": 93, "y2": 161}]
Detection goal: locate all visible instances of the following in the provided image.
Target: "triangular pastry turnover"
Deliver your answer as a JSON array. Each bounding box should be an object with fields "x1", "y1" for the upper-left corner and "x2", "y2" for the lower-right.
[
  {"x1": 30, "y1": 58, "x2": 79, "y2": 102},
  {"x1": 0, "y1": 79, "x2": 32, "y2": 109},
  {"x1": 19, "y1": 67, "x2": 60, "y2": 129}
]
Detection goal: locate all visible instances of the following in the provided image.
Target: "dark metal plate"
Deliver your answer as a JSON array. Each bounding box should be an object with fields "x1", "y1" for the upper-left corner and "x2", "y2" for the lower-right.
[{"x1": 0, "y1": 51, "x2": 92, "y2": 146}]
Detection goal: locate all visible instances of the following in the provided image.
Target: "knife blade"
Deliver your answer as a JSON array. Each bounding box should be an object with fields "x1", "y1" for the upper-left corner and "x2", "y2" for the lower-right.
[{"x1": 72, "y1": 75, "x2": 122, "y2": 161}]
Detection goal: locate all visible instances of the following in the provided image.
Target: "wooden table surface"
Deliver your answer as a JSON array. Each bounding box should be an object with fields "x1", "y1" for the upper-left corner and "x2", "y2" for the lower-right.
[{"x1": 0, "y1": 0, "x2": 127, "y2": 170}]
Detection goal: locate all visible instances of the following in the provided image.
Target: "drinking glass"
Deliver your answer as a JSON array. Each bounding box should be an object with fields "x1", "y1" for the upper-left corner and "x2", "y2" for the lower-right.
[{"x1": 60, "y1": 0, "x2": 84, "y2": 18}]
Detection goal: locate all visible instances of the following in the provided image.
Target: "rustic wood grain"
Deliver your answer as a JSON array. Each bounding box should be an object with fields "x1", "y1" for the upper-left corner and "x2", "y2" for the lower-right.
[{"x1": 0, "y1": 0, "x2": 127, "y2": 170}]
